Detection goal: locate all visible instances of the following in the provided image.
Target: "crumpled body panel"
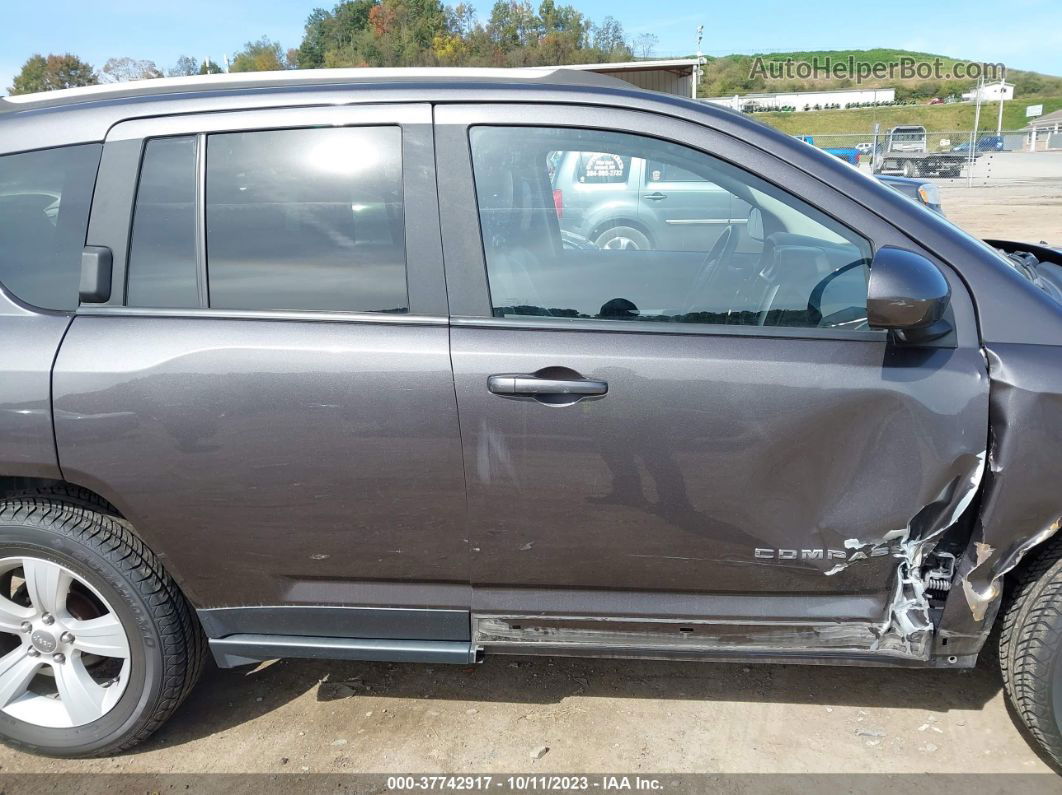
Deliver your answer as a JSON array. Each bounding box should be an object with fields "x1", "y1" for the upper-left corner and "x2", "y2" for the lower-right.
[{"x1": 937, "y1": 343, "x2": 1062, "y2": 656}]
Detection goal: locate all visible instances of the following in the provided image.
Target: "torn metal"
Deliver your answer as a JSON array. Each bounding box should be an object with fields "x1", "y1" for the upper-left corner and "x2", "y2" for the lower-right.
[
  {"x1": 822, "y1": 450, "x2": 987, "y2": 658},
  {"x1": 936, "y1": 344, "x2": 1062, "y2": 657}
]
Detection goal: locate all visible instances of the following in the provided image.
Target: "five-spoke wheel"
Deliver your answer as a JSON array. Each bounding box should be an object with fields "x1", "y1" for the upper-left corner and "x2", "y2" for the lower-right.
[{"x1": 0, "y1": 556, "x2": 131, "y2": 728}]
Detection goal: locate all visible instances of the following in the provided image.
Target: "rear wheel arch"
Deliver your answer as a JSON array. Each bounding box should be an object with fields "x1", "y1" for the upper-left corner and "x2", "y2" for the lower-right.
[{"x1": 589, "y1": 217, "x2": 655, "y2": 249}]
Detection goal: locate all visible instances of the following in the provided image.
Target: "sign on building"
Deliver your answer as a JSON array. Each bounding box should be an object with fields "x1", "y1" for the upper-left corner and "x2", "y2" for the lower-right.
[{"x1": 1026, "y1": 104, "x2": 1044, "y2": 118}]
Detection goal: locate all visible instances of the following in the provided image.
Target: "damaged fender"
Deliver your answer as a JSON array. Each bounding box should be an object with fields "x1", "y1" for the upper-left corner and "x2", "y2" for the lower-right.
[{"x1": 936, "y1": 344, "x2": 1062, "y2": 657}]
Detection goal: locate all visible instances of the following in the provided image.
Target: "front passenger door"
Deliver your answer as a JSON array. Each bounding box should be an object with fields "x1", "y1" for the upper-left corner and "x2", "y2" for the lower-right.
[{"x1": 435, "y1": 104, "x2": 989, "y2": 651}]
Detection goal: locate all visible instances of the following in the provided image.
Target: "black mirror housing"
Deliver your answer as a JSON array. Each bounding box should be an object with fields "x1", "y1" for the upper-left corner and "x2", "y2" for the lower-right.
[
  {"x1": 79, "y1": 246, "x2": 113, "y2": 304},
  {"x1": 867, "y1": 246, "x2": 951, "y2": 342}
]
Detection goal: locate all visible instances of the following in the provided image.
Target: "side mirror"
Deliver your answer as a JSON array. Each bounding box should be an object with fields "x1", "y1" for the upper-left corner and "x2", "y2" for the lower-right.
[
  {"x1": 79, "y1": 246, "x2": 112, "y2": 304},
  {"x1": 867, "y1": 247, "x2": 951, "y2": 342},
  {"x1": 747, "y1": 207, "x2": 764, "y2": 242}
]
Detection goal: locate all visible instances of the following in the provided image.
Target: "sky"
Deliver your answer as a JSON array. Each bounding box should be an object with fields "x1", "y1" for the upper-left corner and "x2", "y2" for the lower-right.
[{"x1": 3, "y1": 0, "x2": 1061, "y2": 94}]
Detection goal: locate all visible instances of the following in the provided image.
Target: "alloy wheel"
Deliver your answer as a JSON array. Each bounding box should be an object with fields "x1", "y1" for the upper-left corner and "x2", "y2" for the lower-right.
[{"x1": 0, "y1": 556, "x2": 130, "y2": 728}]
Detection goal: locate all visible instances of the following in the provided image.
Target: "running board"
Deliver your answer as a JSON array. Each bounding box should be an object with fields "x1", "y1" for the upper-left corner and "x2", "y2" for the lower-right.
[{"x1": 209, "y1": 634, "x2": 478, "y2": 668}]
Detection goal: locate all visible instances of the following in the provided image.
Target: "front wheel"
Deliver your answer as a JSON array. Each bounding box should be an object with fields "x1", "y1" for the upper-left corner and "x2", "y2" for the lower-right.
[
  {"x1": 902, "y1": 161, "x2": 920, "y2": 178},
  {"x1": 0, "y1": 497, "x2": 204, "y2": 756},
  {"x1": 999, "y1": 537, "x2": 1062, "y2": 767}
]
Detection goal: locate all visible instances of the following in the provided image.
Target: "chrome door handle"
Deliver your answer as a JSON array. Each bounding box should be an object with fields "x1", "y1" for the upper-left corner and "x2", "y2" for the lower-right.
[{"x1": 488, "y1": 374, "x2": 608, "y2": 397}]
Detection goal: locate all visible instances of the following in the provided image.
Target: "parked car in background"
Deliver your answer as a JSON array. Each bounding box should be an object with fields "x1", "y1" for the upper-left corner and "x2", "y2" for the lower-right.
[
  {"x1": 873, "y1": 125, "x2": 966, "y2": 178},
  {"x1": 795, "y1": 135, "x2": 860, "y2": 165},
  {"x1": 876, "y1": 174, "x2": 944, "y2": 215},
  {"x1": 549, "y1": 149, "x2": 748, "y2": 251},
  {"x1": 951, "y1": 135, "x2": 1005, "y2": 154},
  {"x1": 0, "y1": 70, "x2": 1059, "y2": 768}
]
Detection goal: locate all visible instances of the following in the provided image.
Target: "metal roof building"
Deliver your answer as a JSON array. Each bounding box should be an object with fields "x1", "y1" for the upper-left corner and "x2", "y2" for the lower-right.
[{"x1": 546, "y1": 58, "x2": 703, "y2": 98}]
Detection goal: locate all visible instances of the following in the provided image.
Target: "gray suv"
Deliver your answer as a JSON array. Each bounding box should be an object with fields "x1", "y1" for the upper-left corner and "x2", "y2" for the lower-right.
[
  {"x1": 549, "y1": 149, "x2": 746, "y2": 251},
  {"x1": 0, "y1": 68, "x2": 1060, "y2": 762}
]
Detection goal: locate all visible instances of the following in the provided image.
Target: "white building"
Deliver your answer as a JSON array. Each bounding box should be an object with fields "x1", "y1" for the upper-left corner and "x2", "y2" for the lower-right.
[
  {"x1": 702, "y1": 87, "x2": 895, "y2": 112},
  {"x1": 962, "y1": 81, "x2": 1014, "y2": 102},
  {"x1": 1023, "y1": 108, "x2": 1062, "y2": 151},
  {"x1": 553, "y1": 59, "x2": 704, "y2": 99}
]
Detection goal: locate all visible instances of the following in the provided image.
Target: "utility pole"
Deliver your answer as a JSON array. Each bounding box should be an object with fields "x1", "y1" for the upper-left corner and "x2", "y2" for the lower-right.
[
  {"x1": 968, "y1": 74, "x2": 984, "y2": 186},
  {"x1": 995, "y1": 71, "x2": 1007, "y2": 136},
  {"x1": 694, "y1": 25, "x2": 704, "y2": 100}
]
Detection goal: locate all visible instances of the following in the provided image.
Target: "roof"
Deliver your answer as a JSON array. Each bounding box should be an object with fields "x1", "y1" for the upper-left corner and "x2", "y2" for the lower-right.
[
  {"x1": 546, "y1": 58, "x2": 701, "y2": 73},
  {"x1": 0, "y1": 67, "x2": 628, "y2": 112},
  {"x1": 1023, "y1": 108, "x2": 1062, "y2": 128}
]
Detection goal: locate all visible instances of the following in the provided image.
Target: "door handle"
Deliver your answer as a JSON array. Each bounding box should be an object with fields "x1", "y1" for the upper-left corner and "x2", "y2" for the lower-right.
[
  {"x1": 488, "y1": 374, "x2": 608, "y2": 397},
  {"x1": 643, "y1": 192, "x2": 667, "y2": 201}
]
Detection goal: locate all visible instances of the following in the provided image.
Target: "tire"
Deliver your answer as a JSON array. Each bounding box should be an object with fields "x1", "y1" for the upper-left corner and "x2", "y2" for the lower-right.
[
  {"x1": 593, "y1": 225, "x2": 651, "y2": 251},
  {"x1": 0, "y1": 497, "x2": 204, "y2": 757},
  {"x1": 902, "y1": 161, "x2": 920, "y2": 178},
  {"x1": 999, "y1": 536, "x2": 1062, "y2": 767}
]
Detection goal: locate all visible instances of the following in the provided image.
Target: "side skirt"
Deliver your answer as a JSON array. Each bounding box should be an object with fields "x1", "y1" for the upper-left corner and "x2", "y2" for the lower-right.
[
  {"x1": 471, "y1": 615, "x2": 968, "y2": 668},
  {"x1": 210, "y1": 634, "x2": 478, "y2": 668}
]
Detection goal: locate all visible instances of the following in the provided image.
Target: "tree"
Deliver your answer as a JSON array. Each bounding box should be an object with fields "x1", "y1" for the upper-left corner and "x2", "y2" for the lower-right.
[
  {"x1": 634, "y1": 33, "x2": 658, "y2": 60},
  {"x1": 101, "y1": 57, "x2": 163, "y2": 83},
  {"x1": 230, "y1": 36, "x2": 293, "y2": 72},
  {"x1": 168, "y1": 56, "x2": 224, "y2": 76},
  {"x1": 169, "y1": 55, "x2": 200, "y2": 77},
  {"x1": 9, "y1": 53, "x2": 98, "y2": 95},
  {"x1": 591, "y1": 16, "x2": 627, "y2": 57}
]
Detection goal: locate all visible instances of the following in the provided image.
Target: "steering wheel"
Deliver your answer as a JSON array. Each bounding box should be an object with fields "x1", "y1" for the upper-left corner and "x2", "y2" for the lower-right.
[
  {"x1": 684, "y1": 224, "x2": 735, "y2": 315},
  {"x1": 806, "y1": 260, "x2": 866, "y2": 327}
]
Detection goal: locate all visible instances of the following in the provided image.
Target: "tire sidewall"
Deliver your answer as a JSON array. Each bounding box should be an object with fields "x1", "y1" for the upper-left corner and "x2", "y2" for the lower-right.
[{"x1": 0, "y1": 522, "x2": 164, "y2": 755}]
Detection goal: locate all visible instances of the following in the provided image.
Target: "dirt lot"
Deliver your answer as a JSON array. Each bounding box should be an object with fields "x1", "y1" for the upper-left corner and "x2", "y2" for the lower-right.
[
  {"x1": 0, "y1": 653, "x2": 1058, "y2": 781},
  {"x1": 1, "y1": 165, "x2": 1061, "y2": 789},
  {"x1": 935, "y1": 152, "x2": 1062, "y2": 243},
  {"x1": 940, "y1": 182, "x2": 1062, "y2": 243}
]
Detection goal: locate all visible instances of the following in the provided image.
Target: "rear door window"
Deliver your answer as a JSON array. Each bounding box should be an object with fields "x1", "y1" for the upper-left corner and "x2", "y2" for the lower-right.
[
  {"x1": 206, "y1": 126, "x2": 407, "y2": 313},
  {"x1": 126, "y1": 136, "x2": 199, "y2": 308},
  {"x1": 0, "y1": 144, "x2": 101, "y2": 310},
  {"x1": 124, "y1": 126, "x2": 408, "y2": 314}
]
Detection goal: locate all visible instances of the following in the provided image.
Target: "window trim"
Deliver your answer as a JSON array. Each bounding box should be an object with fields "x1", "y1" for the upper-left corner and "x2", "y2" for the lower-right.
[
  {"x1": 435, "y1": 103, "x2": 929, "y2": 343},
  {"x1": 87, "y1": 103, "x2": 445, "y2": 317}
]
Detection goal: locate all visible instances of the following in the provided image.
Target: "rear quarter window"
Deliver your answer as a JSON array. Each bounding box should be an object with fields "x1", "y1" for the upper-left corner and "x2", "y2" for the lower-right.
[{"x1": 0, "y1": 144, "x2": 101, "y2": 311}]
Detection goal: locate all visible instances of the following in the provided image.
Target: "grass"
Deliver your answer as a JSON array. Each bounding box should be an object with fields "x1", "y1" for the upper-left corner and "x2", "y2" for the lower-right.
[{"x1": 749, "y1": 97, "x2": 1062, "y2": 136}]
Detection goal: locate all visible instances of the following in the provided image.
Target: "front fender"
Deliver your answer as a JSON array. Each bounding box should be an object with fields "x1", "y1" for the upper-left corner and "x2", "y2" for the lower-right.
[{"x1": 936, "y1": 343, "x2": 1062, "y2": 655}]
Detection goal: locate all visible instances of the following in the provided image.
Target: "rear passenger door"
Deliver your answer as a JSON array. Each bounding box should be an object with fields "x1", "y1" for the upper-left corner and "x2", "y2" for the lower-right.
[{"x1": 52, "y1": 106, "x2": 470, "y2": 635}]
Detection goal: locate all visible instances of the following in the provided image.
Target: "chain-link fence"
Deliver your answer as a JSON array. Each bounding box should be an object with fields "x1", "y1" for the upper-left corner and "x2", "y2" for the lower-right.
[{"x1": 793, "y1": 127, "x2": 1062, "y2": 242}]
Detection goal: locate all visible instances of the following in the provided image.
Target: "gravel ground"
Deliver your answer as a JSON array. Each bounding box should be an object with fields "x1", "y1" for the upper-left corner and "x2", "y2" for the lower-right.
[
  {"x1": 0, "y1": 651, "x2": 1057, "y2": 778},
  {"x1": 0, "y1": 160, "x2": 1060, "y2": 787}
]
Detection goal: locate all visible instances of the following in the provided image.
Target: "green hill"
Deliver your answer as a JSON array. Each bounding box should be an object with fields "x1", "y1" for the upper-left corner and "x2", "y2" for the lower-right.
[
  {"x1": 698, "y1": 48, "x2": 1062, "y2": 101},
  {"x1": 751, "y1": 96, "x2": 1062, "y2": 136}
]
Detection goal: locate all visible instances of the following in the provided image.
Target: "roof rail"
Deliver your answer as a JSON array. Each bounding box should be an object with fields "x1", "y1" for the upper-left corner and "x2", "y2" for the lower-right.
[{"x1": 1, "y1": 67, "x2": 630, "y2": 112}]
